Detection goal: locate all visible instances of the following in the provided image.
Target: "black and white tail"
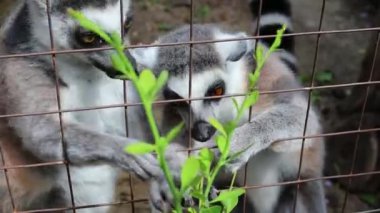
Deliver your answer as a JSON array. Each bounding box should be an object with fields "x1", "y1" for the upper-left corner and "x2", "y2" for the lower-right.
[{"x1": 250, "y1": 0, "x2": 298, "y2": 73}]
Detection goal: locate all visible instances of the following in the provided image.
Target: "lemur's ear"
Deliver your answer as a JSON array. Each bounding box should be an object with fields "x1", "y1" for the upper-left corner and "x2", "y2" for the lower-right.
[{"x1": 214, "y1": 31, "x2": 252, "y2": 62}]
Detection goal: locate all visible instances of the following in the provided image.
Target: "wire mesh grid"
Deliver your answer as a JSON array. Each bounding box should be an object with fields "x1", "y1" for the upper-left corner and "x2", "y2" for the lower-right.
[{"x1": 0, "y1": 0, "x2": 379, "y2": 212}]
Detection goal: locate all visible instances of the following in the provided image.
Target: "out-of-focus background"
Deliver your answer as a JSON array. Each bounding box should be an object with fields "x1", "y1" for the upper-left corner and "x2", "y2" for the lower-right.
[{"x1": 1, "y1": 0, "x2": 379, "y2": 212}]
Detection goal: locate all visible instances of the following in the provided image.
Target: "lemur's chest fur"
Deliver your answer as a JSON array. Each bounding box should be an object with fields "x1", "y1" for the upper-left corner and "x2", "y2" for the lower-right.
[{"x1": 57, "y1": 59, "x2": 143, "y2": 138}]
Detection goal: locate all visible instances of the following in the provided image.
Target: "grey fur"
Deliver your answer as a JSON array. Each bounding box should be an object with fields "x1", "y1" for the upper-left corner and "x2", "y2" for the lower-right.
[
  {"x1": 134, "y1": 24, "x2": 326, "y2": 213},
  {"x1": 53, "y1": 0, "x2": 120, "y2": 13},
  {"x1": 154, "y1": 25, "x2": 221, "y2": 76}
]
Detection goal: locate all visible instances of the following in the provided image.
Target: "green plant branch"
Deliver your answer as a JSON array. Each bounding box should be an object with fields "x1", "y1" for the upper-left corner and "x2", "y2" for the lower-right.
[
  {"x1": 142, "y1": 100, "x2": 182, "y2": 212},
  {"x1": 204, "y1": 25, "x2": 287, "y2": 211},
  {"x1": 68, "y1": 9, "x2": 182, "y2": 213},
  {"x1": 69, "y1": 8, "x2": 286, "y2": 213}
]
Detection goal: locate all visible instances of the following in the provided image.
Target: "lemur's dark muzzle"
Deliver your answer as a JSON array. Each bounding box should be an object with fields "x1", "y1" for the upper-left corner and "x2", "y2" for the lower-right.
[
  {"x1": 191, "y1": 121, "x2": 216, "y2": 142},
  {"x1": 124, "y1": 50, "x2": 138, "y2": 73},
  {"x1": 91, "y1": 49, "x2": 138, "y2": 79}
]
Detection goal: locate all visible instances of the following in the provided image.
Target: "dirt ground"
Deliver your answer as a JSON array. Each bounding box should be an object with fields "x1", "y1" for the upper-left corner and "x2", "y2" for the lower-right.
[{"x1": 1, "y1": 0, "x2": 379, "y2": 212}]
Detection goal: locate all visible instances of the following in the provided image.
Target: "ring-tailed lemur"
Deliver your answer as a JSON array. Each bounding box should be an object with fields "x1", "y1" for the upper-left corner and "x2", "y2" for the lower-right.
[
  {"x1": 132, "y1": 0, "x2": 326, "y2": 212},
  {"x1": 0, "y1": 1, "x2": 171, "y2": 212}
]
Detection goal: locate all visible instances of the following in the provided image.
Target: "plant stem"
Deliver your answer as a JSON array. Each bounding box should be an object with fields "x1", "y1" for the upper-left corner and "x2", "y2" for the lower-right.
[
  {"x1": 199, "y1": 177, "x2": 204, "y2": 209},
  {"x1": 229, "y1": 172, "x2": 237, "y2": 190},
  {"x1": 115, "y1": 45, "x2": 183, "y2": 212},
  {"x1": 139, "y1": 97, "x2": 182, "y2": 213}
]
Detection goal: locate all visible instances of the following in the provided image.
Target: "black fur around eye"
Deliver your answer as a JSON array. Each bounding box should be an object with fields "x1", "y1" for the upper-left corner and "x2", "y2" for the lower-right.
[
  {"x1": 75, "y1": 27, "x2": 105, "y2": 48},
  {"x1": 205, "y1": 80, "x2": 225, "y2": 102},
  {"x1": 164, "y1": 88, "x2": 188, "y2": 108},
  {"x1": 124, "y1": 15, "x2": 133, "y2": 34}
]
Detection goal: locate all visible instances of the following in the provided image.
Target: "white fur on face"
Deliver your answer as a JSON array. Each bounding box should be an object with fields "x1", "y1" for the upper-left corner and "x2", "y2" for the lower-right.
[
  {"x1": 81, "y1": 1, "x2": 131, "y2": 34},
  {"x1": 213, "y1": 29, "x2": 252, "y2": 62},
  {"x1": 130, "y1": 45, "x2": 159, "y2": 69},
  {"x1": 30, "y1": 0, "x2": 132, "y2": 50},
  {"x1": 167, "y1": 58, "x2": 249, "y2": 124}
]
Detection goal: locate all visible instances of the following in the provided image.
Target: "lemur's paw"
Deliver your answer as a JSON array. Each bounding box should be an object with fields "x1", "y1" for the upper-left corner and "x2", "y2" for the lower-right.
[{"x1": 149, "y1": 179, "x2": 194, "y2": 212}]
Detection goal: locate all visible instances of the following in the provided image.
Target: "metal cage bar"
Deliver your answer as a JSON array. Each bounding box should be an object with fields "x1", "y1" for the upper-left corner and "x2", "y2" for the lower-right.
[
  {"x1": 45, "y1": 0, "x2": 76, "y2": 211},
  {"x1": 340, "y1": 31, "x2": 380, "y2": 213}
]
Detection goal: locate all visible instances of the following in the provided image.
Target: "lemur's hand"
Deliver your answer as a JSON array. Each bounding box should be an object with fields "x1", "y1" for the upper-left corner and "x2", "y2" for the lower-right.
[
  {"x1": 113, "y1": 142, "x2": 162, "y2": 180},
  {"x1": 149, "y1": 142, "x2": 191, "y2": 212},
  {"x1": 149, "y1": 178, "x2": 195, "y2": 212},
  {"x1": 149, "y1": 176, "x2": 218, "y2": 212},
  {"x1": 223, "y1": 123, "x2": 269, "y2": 173}
]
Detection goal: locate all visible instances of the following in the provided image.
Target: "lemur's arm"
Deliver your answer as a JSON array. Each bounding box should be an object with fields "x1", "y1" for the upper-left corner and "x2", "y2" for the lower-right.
[
  {"x1": 224, "y1": 55, "x2": 321, "y2": 172},
  {"x1": 2, "y1": 60, "x2": 161, "y2": 179},
  {"x1": 226, "y1": 100, "x2": 320, "y2": 172}
]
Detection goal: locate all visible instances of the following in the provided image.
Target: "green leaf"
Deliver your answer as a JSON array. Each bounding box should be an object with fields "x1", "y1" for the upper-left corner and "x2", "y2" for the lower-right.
[
  {"x1": 249, "y1": 72, "x2": 260, "y2": 89},
  {"x1": 124, "y1": 142, "x2": 156, "y2": 155},
  {"x1": 242, "y1": 91, "x2": 259, "y2": 111},
  {"x1": 359, "y1": 193, "x2": 379, "y2": 206},
  {"x1": 199, "y1": 148, "x2": 214, "y2": 162},
  {"x1": 210, "y1": 188, "x2": 245, "y2": 204},
  {"x1": 191, "y1": 190, "x2": 206, "y2": 201},
  {"x1": 152, "y1": 70, "x2": 169, "y2": 98},
  {"x1": 200, "y1": 205, "x2": 223, "y2": 213},
  {"x1": 181, "y1": 157, "x2": 200, "y2": 192},
  {"x1": 255, "y1": 44, "x2": 265, "y2": 65},
  {"x1": 165, "y1": 122, "x2": 185, "y2": 144},
  {"x1": 138, "y1": 69, "x2": 157, "y2": 96},
  {"x1": 232, "y1": 98, "x2": 240, "y2": 113},
  {"x1": 315, "y1": 70, "x2": 333, "y2": 84},
  {"x1": 216, "y1": 135, "x2": 228, "y2": 155},
  {"x1": 269, "y1": 25, "x2": 286, "y2": 52},
  {"x1": 67, "y1": 9, "x2": 112, "y2": 44},
  {"x1": 188, "y1": 208, "x2": 198, "y2": 213},
  {"x1": 111, "y1": 53, "x2": 126, "y2": 74},
  {"x1": 199, "y1": 148, "x2": 213, "y2": 175},
  {"x1": 209, "y1": 118, "x2": 227, "y2": 137},
  {"x1": 221, "y1": 196, "x2": 239, "y2": 213},
  {"x1": 110, "y1": 32, "x2": 123, "y2": 47}
]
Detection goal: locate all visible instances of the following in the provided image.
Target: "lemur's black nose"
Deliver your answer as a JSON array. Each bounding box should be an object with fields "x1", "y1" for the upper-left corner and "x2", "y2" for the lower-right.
[{"x1": 191, "y1": 121, "x2": 216, "y2": 142}]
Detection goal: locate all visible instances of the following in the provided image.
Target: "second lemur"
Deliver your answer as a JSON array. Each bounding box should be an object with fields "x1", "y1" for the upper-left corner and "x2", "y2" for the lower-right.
[{"x1": 132, "y1": 0, "x2": 326, "y2": 212}]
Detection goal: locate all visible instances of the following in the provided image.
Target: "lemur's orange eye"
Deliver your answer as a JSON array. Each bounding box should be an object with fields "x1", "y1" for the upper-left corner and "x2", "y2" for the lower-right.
[
  {"x1": 205, "y1": 81, "x2": 225, "y2": 102},
  {"x1": 214, "y1": 87, "x2": 224, "y2": 96}
]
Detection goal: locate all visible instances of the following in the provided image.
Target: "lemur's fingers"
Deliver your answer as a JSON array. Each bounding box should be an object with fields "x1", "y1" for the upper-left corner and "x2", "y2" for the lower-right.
[
  {"x1": 115, "y1": 151, "x2": 161, "y2": 180},
  {"x1": 225, "y1": 155, "x2": 250, "y2": 173},
  {"x1": 209, "y1": 186, "x2": 219, "y2": 200},
  {"x1": 118, "y1": 158, "x2": 150, "y2": 180},
  {"x1": 164, "y1": 143, "x2": 189, "y2": 179},
  {"x1": 134, "y1": 153, "x2": 163, "y2": 178},
  {"x1": 149, "y1": 180, "x2": 172, "y2": 212}
]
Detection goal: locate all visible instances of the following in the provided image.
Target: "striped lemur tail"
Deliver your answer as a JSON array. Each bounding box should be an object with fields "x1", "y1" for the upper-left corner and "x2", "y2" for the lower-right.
[
  {"x1": 246, "y1": 1, "x2": 327, "y2": 213},
  {"x1": 250, "y1": 0, "x2": 298, "y2": 73}
]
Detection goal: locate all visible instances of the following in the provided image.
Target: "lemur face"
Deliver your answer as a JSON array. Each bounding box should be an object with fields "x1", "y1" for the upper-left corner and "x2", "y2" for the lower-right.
[
  {"x1": 164, "y1": 58, "x2": 251, "y2": 142},
  {"x1": 132, "y1": 25, "x2": 254, "y2": 142},
  {"x1": 28, "y1": 0, "x2": 135, "y2": 77}
]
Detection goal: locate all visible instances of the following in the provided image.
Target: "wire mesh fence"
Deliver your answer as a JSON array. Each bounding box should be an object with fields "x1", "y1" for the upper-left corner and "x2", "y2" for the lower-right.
[{"x1": 0, "y1": 0, "x2": 379, "y2": 212}]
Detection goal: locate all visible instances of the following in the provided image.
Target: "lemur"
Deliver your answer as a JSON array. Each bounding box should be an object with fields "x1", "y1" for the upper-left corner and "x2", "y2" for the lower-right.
[
  {"x1": 0, "y1": 1, "x2": 174, "y2": 212},
  {"x1": 132, "y1": 0, "x2": 326, "y2": 212}
]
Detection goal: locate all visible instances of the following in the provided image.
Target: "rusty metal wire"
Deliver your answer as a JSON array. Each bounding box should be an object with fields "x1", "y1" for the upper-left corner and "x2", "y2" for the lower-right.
[
  {"x1": 292, "y1": 0, "x2": 326, "y2": 211},
  {"x1": 341, "y1": 30, "x2": 380, "y2": 213},
  {"x1": 45, "y1": 0, "x2": 77, "y2": 211},
  {"x1": 0, "y1": 0, "x2": 379, "y2": 212}
]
